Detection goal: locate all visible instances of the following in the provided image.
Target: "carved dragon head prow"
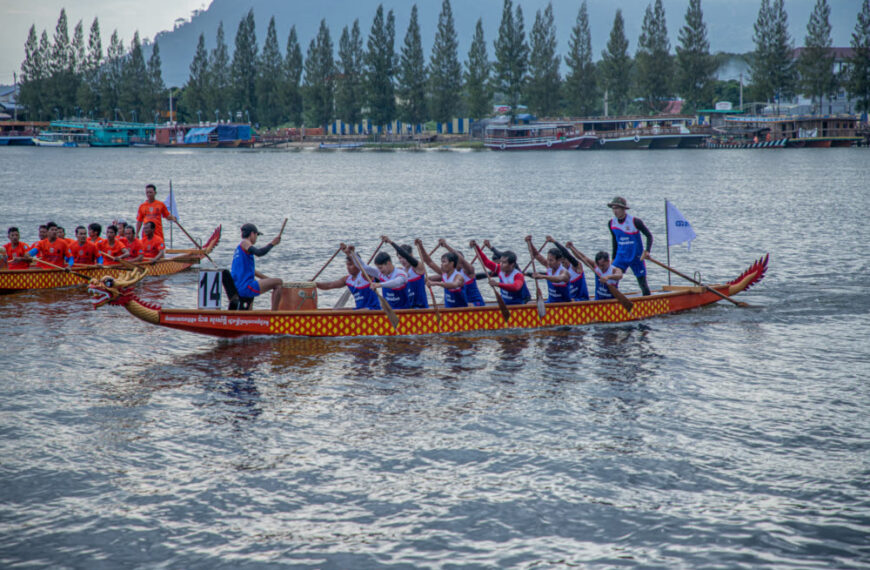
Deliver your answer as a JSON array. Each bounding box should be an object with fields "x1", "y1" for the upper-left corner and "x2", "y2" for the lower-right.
[{"x1": 87, "y1": 266, "x2": 149, "y2": 308}]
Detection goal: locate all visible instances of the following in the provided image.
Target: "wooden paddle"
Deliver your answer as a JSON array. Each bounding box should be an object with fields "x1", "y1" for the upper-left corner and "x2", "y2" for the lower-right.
[
  {"x1": 567, "y1": 243, "x2": 634, "y2": 313},
  {"x1": 30, "y1": 258, "x2": 95, "y2": 281},
  {"x1": 526, "y1": 239, "x2": 546, "y2": 319},
  {"x1": 173, "y1": 220, "x2": 218, "y2": 268},
  {"x1": 414, "y1": 241, "x2": 442, "y2": 326},
  {"x1": 350, "y1": 251, "x2": 400, "y2": 331},
  {"x1": 647, "y1": 255, "x2": 751, "y2": 308},
  {"x1": 521, "y1": 240, "x2": 546, "y2": 273},
  {"x1": 470, "y1": 241, "x2": 511, "y2": 324},
  {"x1": 310, "y1": 245, "x2": 342, "y2": 281},
  {"x1": 278, "y1": 218, "x2": 288, "y2": 238},
  {"x1": 334, "y1": 241, "x2": 384, "y2": 309}
]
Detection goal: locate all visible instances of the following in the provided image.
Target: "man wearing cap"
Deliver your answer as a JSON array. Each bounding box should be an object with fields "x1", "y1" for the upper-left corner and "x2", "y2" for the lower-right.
[
  {"x1": 230, "y1": 223, "x2": 283, "y2": 310},
  {"x1": 135, "y1": 184, "x2": 176, "y2": 242},
  {"x1": 608, "y1": 196, "x2": 653, "y2": 296}
]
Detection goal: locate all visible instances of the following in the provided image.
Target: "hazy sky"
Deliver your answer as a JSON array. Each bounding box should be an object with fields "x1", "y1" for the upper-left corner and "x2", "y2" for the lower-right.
[{"x1": 0, "y1": 0, "x2": 207, "y2": 84}]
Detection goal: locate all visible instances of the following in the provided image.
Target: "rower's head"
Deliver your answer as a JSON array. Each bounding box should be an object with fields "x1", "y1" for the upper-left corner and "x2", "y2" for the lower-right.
[
  {"x1": 106, "y1": 225, "x2": 118, "y2": 241},
  {"x1": 38, "y1": 224, "x2": 47, "y2": 240},
  {"x1": 397, "y1": 244, "x2": 413, "y2": 269},
  {"x1": 88, "y1": 222, "x2": 102, "y2": 240},
  {"x1": 499, "y1": 250, "x2": 518, "y2": 273},
  {"x1": 124, "y1": 226, "x2": 136, "y2": 241},
  {"x1": 374, "y1": 252, "x2": 394, "y2": 274},
  {"x1": 595, "y1": 251, "x2": 611, "y2": 271},
  {"x1": 608, "y1": 196, "x2": 629, "y2": 219},
  {"x1": 57, "y1": 226, "x2": 66, "y2": 239},
  {"x1": 345, "y1": 254, "x2": 360, "y2": 276},
  {"x1": 143, "y1": 221, "x2": 156, "y2": 238},
  {"x1": 75, "y1": 226, "x2": 87, "y2": 244},
  {"x1": 240, "y1": 223, "x2": 261, "y2": 244},
  {"x1": 547, "y1": 247, "x2": 564, "y2": 270},
  {"x1": 116, "y1": 218, "x2": 127, "y2": 233},
  {"x1": 145, "y1": 184, "x2": 157, "y2": 201},
  {"x1": 46, "y1": 221, "x2": 58, "y2": 240},
  {"x1": 7, "y1": 227, "x2": 20, "y2": 244},
  {"x1": 440, "y1": 251, "x2": 459, "y2": 274}
]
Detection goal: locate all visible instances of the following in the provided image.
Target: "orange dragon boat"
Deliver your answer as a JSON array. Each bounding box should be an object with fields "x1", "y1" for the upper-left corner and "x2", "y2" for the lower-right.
[
  {"x1": 86, "y1": 255, "x2": 768, "y2": 339},
  {"x1": 0, "y1": 226, "x2": 221, "y2": 295}
]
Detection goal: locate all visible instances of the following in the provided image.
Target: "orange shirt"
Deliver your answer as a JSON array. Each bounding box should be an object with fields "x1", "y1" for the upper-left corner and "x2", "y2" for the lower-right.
[
  {"x1": 88, "y1": 236, "x2": 107, "y2": 250},
  {"x1": 98, "y1": 240, "x2": 127, "y2": 265},
  {"x1": 35, "y1": 238, "x2": 70, "y2": 268},
  {"x1": 126, "y1": 238, "x2": 143, "y2": 259},
  {"x1": 118, "y1": 236, "x2": 129, "y2": 247},
  {"x1": 69, "y1": 240, "x2": 99, "y2": 266},
  {"x1": 3, "y1": 241, "x2": 30, "y2": 270},
  {"x1": 137, "y1": 200, "x2": 171, "y2": 240},
  {"x1": 140, "y1": 234, "x2": 165, "y2": 259}
]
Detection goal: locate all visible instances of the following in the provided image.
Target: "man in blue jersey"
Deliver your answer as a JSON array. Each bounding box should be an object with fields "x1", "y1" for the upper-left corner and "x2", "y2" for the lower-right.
[
  {"x1": 230, "y1": 223, "x2": 283, "y2": 310},
  {"x1": 315, "y1": 244, "x2": 381, "y2": 310},
  {"x1": 608, "y1": 196, "x2": 653, "y2": 296}
]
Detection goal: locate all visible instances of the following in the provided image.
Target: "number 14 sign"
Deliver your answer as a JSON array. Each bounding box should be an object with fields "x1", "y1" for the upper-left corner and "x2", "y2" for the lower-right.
[{"x1": 198, "y1": 269, "x2": 222, "y2": 309}]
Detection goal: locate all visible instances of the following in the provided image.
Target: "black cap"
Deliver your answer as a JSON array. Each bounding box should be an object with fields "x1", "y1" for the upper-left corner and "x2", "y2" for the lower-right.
[{"x1": 241, "y1": 223, "x2": 261, "y2": 238}]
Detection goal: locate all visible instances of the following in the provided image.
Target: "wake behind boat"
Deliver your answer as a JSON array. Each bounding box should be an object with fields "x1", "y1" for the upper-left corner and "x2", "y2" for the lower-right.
[{"x1": 87, "y1": 255, "x2": 768, "y2": 339}]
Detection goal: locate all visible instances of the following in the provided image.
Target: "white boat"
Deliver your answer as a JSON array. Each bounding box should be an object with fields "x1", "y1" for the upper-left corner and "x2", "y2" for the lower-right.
[{"x1": 32, "y1": 132, "x2": 91, "y2": 147}]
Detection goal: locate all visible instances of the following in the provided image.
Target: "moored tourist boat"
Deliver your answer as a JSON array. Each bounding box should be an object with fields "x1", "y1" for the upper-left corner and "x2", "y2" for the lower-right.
[
  {"x1": 87, "y1": 255, "x2": 768, "y2": 339},
  {"x1": 577, "y1": 115, "x2": 709, "y2": 150},
  {"x1": 0, "y1": 226, "x2": 220, "y2": 295},
  {"x1": 709, "y1": 115, "x2": 862, "y2": 148},
  {"x1": 485, "y1": 119, "x2": 596, "y2": 150}
]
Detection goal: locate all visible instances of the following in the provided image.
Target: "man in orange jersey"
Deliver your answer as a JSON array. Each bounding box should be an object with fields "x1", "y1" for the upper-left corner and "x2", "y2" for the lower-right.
[
  {"x1": 2, "y1": 227, "x2": 31, "y2": 270},
  {"x1": 114, "y1": 218, "x2": 129, "y2": 246},
  {"x1": 140, "y1": 221, "x2": 165, "y2": 263},
  {"x1": 33, "y1": 222, "x2": 70, "y2": 269},
  {"x1": 56, "y1": 226, "x2": 73, "y2": 248},
  {"x1": 98, "y1": 225, "x2": 128, "y2": 265},
  {"x1": 87, "y1": 222, "x2": 107, "y2": 250},
  {"x1": 68, "y1": 226, "x2": 100, "y2": 266},
  {"x1": 124, "y1": 226, "x2": 143, "y2": 262},
  {"x1": 135, "y1": 184, "x2": 176, "y2": 241}
]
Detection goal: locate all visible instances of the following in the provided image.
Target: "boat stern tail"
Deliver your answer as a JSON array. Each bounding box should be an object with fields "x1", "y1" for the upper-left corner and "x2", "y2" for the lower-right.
[{"x1": 727, "y1": 254, "x2": 769, "y2": 295}]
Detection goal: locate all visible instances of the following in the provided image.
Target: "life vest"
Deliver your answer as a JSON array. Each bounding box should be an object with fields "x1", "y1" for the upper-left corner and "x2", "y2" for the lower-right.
[
  {"x1": 346, "y1": 272, "x2": 381, "y2": 310},
  {"x1": 442, "y1": 270, "x2": 468, "y2": 308},
  {"x1": 610, "y1": 213, "x2": 644, "y2": 264},
  {"x1": 594, "y1": 265, "x2": 619, "y2": 300},
  {"x1": 499, "y1": 267, "x2": 531, "y2": 305},
  {"x1": 546, "y1": 265, "x2": 572, "y2": 303}
]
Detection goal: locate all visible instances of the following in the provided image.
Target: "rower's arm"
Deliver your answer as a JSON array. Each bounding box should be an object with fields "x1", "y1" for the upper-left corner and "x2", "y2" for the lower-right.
[
  {"x1": 496, "y1": 271, "x2": 525, "y2": 292},
  {"x1": 377, "y1": 272, "x2": 407, "y2": 289},
  {"x1": 634, "y1": 217, "x2": 654, "y2": 254},
  {"x1": 473, "y1": 245, "x2": 498, "y2": 272},
  {"x1": 610, "y1": 223, "x2": 618, "y2": 259},
  {"x1": 567, "y1": 244, "x2": 595, "y2": 271},
  {"x1": 246, "y1": 243, "x2": 274, "y2": 257},
  {"x1": 442, "y1": 240, "x2": 475, "y2": 276},
  {"x1": 550, "y1": 239, "x2": 580, "y2": 269},
  {"x1": 416, "y1": 241, "x2": 441, "y2": 274},
  {"x1": 316, "y1": 277, "x2": 346, "y2": 290},
  {"x1": 389, "y1": 241, "x2": 420, "y2": 268}
]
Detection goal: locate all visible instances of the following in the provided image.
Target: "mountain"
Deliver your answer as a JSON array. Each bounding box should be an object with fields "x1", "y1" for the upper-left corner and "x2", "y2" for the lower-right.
[{"x1": 149, "y1": 0, "x2": 861, "y2": 87}]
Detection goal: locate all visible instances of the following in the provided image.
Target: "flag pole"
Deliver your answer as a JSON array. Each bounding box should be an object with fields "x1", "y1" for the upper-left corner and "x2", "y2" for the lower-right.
[
  {"x1": 665, "y1": 198, "x2": 671, "y2": 285},
  {"x1": 169, "y1": 179, "x2": 174, "y2": 248}
]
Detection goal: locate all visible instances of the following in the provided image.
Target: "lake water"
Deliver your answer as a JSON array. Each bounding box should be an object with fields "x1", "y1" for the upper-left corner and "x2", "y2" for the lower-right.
[{"x1": 1, "y1": 146, "x2": 869, "y2": 568}]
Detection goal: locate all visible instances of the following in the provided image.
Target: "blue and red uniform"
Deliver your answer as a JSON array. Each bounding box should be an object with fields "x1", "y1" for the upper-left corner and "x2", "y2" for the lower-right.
[
  {"x1": 441, "y1": 269, "x2": 468, "y2": 308},
  {"x1": 567, "y1": 264, "x2": 590, "y2": 301},
  {"x1": 231, "y1": 243, "x2": 261, "y2": 296},
  {"x1": 462, "y1": 271, "x2": 486, "y2": 306},
  {"x1": 406, "y1": 266, "x2": 428, "y2": 308},
  {"x1": 345, "y1": 272, "x2": 381, "y2": 310},
  {"x1": 594, "y1": 266, "x2": 619, "y2": 300},
  {"x1": 476, "y1": 247, "x2": 530, "y2": 305},
  {"x1": 377, "y1": 267, "x2": 410, "y2": 309},
  {"x1": 545, "y1": 265, "x2": 572, "y2": 303},
  {"x1": 609, "y1": 213, "x2": 650, "y2": 278}
]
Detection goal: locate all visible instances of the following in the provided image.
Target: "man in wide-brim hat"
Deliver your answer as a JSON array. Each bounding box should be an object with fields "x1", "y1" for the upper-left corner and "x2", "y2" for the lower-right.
[{"x1": 607, "y1": 196, "x2": 653, "y2": 296}]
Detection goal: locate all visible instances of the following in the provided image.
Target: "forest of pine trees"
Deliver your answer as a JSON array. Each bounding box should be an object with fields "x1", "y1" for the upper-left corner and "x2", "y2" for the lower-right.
[{"x1": 17, "y1": 1, "x2": 870, "y2": 127}]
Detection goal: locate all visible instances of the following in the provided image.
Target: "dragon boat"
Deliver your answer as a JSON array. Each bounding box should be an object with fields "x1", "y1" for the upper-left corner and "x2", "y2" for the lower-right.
[
  {"x1": 86, "y1": 255, "x2": 768, "y2": 339},
  {"x1": 0, "y1": 226, "x2": 221, "y2": 295}
]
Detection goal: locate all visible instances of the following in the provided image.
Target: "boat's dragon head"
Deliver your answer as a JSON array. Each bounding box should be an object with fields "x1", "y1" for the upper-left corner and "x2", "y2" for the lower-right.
[{"x1": 87, "y1": 266, "x2": 149, "y2": 308}]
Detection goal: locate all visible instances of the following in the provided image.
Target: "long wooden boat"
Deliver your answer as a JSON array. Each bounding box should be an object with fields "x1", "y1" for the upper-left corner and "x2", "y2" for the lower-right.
[
  {"x1": 87, "y1": 255, "x2": 768, "y2": 339},
  {"x1": 0, "y1": 226, "x2": 220, "y2": 295}
]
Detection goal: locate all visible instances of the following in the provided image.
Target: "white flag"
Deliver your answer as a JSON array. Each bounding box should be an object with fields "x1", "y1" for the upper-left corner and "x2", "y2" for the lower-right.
[
  {"x1": 167, "y1": 181, "x2": 180, "y2": 221},
  {"x1": 666, "y1": 200, "x2": 696, "y2": 250}
]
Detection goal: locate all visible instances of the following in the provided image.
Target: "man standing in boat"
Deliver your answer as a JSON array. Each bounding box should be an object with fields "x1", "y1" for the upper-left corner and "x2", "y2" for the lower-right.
[
  {"x1": 608, "y1": 196, "x2": 653, "y2": 296},
  {"x1": 230, "y1": 223, "x2": 283, "y2": 311},
  {"x1": 135, "y1": 184, "x2": 176, "y2": 241}
]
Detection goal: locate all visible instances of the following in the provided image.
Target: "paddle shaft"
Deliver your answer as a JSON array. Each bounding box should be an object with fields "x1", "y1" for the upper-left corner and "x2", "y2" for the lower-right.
[
  {"x1": 568, "y1": 244, "x2": 634, "y2": 313},
  {"x1": 521, "y1": 241, "x2": 546, "y2": 273},
  {"x1": 310, "y1": 245, "x2": 342, "y2": 281},
  {"x1": 174, "y1": 220, "x2": 218, "y2": 268},
  {"x1": 350, "y1": 251, "x2": 399, "y2": 330},
  {"x1": 278, "y1": 218, "x2": 288, "y2": 238},
  {"x1": 472, "y1": 245, "x2": 511, "y2": 323},
  {"x1": 526, "y1": 241, "x2": 546, "y2": 318},
  {"x1": 29, "y1": 258, "x2": 93, "y2": 281},
  {"x1": 334, "y1": 241, "x2": 384, "y2": 308},
  {"x1": 647, "y1": 255, "x2": 749, "y2": 307},
  {"x1": 414, "y1": 242, "x2": 442, "y2": 325}
]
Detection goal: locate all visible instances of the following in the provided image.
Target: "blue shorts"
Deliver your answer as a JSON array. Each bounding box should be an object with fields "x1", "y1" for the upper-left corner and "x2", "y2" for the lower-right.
[
  {"x1": 613, "y1": 257, "x2": 646, "y2": 279},
  {"x1": 239, "y1": 280, "x2": 261, "y2": 297}
]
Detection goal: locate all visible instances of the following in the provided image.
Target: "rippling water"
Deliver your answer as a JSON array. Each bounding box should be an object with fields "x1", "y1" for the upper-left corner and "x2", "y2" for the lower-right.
[{"x1": 1, "y1": 147, "x2": 869, "y2": 568}]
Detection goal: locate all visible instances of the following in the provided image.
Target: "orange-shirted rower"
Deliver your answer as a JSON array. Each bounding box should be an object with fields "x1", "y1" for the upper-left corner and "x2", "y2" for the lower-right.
[
  {"x1": 123, "y1": 226, "x2": 143, "y2": 262},
  {"x1": 135, "y1": 184, "x2": 176, "y2": 242},
  {"x1": 68, "y1": 226, "x2": 100, "y2": 266},
  {"x1": 140, "y1": 221, "x2": 165, "y2": 263},
  {"x1": 98, "y1": 225, "x2": 129, "y2": 265},
  {"x1": 2, "y1": 226, "x2": 31, "y2": 270},
  {"x1": 33, "y1": 222, "x2": 71, "y2": 269}
]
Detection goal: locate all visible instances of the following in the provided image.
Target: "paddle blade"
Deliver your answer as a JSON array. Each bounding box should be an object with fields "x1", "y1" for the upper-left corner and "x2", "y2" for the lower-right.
[
  {"x1": 608, "y1": 284, "x2": 633, "y2": 313},
  {"x1": 379, "y1": 294, "x2": 400, "y2": 331},
  {"x1": 494, "y1": 290, "x2": 511, "y2": 323},
  {"x1": 536, "y1": 292, "x2": 546, "y2": 319}
]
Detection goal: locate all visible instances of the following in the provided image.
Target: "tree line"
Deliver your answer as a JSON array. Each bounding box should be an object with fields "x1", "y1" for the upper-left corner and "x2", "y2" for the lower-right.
[{"x1": 17, "y1": 0, "x2": 870, "y2": 128}]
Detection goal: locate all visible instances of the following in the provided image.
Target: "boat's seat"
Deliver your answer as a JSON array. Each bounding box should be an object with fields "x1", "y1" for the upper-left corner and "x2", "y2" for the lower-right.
[{"x1": 221, "y1": 269, "x2": 254, "y2": 310}]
